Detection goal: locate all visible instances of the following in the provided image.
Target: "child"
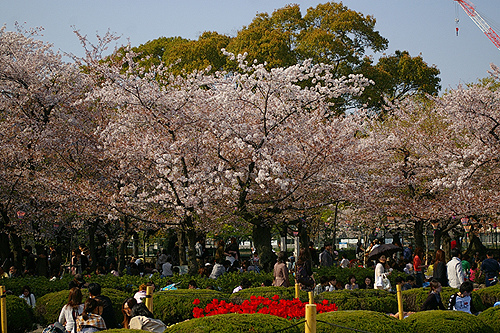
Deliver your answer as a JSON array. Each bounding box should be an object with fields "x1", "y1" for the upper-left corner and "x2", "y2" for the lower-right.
[
  {"x1": 448, "y1": 280, "x2": 477, "y2": 314},
  {"x1": 76, "y1": 298, "x2": 106, "y2": 333},
  {"x1": 421, "y1": 279, "x2": 445, "y2": 311}
]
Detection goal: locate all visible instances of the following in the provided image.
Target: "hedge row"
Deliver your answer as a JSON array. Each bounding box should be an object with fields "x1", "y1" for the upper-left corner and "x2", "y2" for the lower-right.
[
  {"x1": 31, "y1": 285, "x2": 500, "y2": 329},
  {"x1": 168, "y1": 310, "x2": 499, "y2": 333}
]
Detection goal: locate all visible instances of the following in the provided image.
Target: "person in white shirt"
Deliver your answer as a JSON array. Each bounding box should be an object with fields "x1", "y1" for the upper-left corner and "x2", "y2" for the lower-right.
[
  {"x1": 58, "y1": 287, "x2": 84, "y2": 333},
  {"x1": 447, "y1": 248, "x2": 465, "y2": 289},
  {"x1": 339, "y1": 254, "x2": 350, "y2": 268},
  {"x1": 448, "y1": 280, "x2": 476, "y2": 314},
  {"x1": 19, "y1": 285, "x2": 36, "y2": 308},
  {"x1": 161, "y1": 256, "x2": 173, "y2": 277}
]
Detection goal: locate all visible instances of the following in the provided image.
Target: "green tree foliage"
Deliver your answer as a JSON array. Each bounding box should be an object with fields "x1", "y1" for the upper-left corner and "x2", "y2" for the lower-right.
[{"x1": 358, "y1": 50, "x2": 441, "y2": 110}]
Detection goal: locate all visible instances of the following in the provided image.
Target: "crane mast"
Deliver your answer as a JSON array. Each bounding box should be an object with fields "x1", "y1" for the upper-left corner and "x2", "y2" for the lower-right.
[{"x1": 454, "y1": 0, "x2": 500, "y2": 50}]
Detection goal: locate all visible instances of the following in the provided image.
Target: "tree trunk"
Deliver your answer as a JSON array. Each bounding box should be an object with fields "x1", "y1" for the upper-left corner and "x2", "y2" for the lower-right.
[
  {"x1": 442, "y1": 232, "x2": 452, "y2": 262},
  {"x1": 433, "y1": 228, "x2": 442, "y2": 251},
  {"x1": 252, "y1": 222, "x2": 275, "y2": 272},
  {"x1": 185, "y1": 226, "x2": 198, "y2": 275},
  {"x1": 414, "y1": 220, "x2": 425, "y2": 250},
  {"x1": 177, "y1": 229, "x2": 187, "y2": 266},
  {"x1": 466, "y1": 232, "x2": 487, "y2": 257},
  {"x1": 0, "y1": 208, "x2": 11, "y2": 261},
  {"x1": 88, "y1": 219, "x2": 98, "y2": 271}
]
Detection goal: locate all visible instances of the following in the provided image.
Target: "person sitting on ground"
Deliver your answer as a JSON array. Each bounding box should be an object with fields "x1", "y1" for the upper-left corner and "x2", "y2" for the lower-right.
[
  {"x1": 19, "y1": 285, "x2": 36, "y2": 308},
  {"x1": 121, "y1": 298, "x2": 138, "y2": 329},
  {"x1": 448, "y1": 280, "x2": 477, "y2": 314},
  {"x1": 161, "y1": 256, "x2": 173, "y2": 278},
  {"x1": 134, "y1": 284, "x2": 148, "y2": 303},
  {"x1": 209, "y1": 260, "x2": 230, "y2": 279},
  {"x1": 394, "y1": 276, "x2": 405, "y2": 291},
  {"x1": 339, "y1": 254, "x2": 350, "y2": 268},
  {"x1": 129, "y1": 302, "x2": 167, "y2": 333},
  {"x1": 69, "y1": 274, "x2": 87, "y2": 290},
  {"x1": 314, "y1": 275, "x2": 330, "y2": 295},
  {"x1": 361, "y1": 277, "x2": 373, "y2": 289},
  {"x1": 345, "y1": 274, "x2": 359, "y2": 290},
  {"x1": 76, "y1": 298, "x2": 106, "y2": 333},
  {"x1": 88, "y1": 282, "x2": 118, "y2": 329},
  {"x1": 421, "y1": 279, "x2": 445, "y2": 311},
  {"x1": 327, "y1": 276, "x2": 339, "y2": 291},
  {"x1": 403, "y1": 275, "x2": 416, "y2": 291},
  {"x1": 58, "y1": 287, "x2": 84, "y2": 333},
  {"x1": 188, "y1": 280, "x2": 198, "y2": 289},
  {"x1": 232, "y1": 277, "x2": 252, "y2": 293}
]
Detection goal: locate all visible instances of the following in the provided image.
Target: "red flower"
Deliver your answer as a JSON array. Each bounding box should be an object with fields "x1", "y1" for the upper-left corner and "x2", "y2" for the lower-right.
[{"x1": 192, "y1": 298, "x2": 200, "y2": 306}]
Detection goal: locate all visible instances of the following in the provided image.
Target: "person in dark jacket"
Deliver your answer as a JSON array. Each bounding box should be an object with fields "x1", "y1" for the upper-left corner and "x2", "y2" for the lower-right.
[
  {"x1": 421, "y1": 279, "x2": 445, "y2": 311},
  {"x1": 432, "y1": 249, "x2": 448, "y2": 287},
  {"x1": 88, "y1": 282, "x2": 118, "y2": 329}
]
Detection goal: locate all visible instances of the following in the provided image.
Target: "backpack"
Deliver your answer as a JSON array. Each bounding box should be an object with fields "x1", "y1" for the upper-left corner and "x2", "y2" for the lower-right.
[{"x1": 42, "y1": 322, "x2": 65, "y2": 333}]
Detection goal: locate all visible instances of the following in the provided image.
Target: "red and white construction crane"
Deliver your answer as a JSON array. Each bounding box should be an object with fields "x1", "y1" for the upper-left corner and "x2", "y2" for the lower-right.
[{"x1": 454, "y1": 0, "x2": 500, "y2": 50}]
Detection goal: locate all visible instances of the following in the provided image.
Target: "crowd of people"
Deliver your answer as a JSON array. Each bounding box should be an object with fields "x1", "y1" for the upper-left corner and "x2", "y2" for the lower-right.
[{"x1": 3, "y1": 236, "x2": 500, "y2": 329}]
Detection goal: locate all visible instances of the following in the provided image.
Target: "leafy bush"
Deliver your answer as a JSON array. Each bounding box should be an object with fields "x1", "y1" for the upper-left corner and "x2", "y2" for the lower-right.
[
  {"x1": 153, "y1": 289, "x2": 226, "y2": 326},
  {"x1": 478, "y1": 306, "x2": 500, "y2": 332},
  {"x1": 401, "y1": 287, "x2": 485, "y2": 312},
  {"x1": 35, "y1": 288, "x2": 130, "y2": 325},
  {"x1": 229, "y1": 286, "x2": 309, "y2": 304},
  {"x1": 474, "y1": 285, "x2": 500, "y2": 308},
  {"x1": 306, "y1": 310, "x2": 408, "y2": 333},
  {"x1": 403, "y1": 310, "x2": 491, "y2": 333},
  {"x1": 315, "y1": 289, "x2": 398, "y2": 313},
  {"x1": 2, "y1": 275, "x2": 73, "y2": 298},
  {"x1": 164, "y1": 313, "x2": 301, "y2": 333},
  {"x1": 5, "y1": 295, "x2": 36, "y2": 333}
]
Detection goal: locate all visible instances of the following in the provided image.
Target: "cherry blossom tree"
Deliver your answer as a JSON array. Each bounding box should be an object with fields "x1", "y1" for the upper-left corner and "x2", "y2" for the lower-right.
[{"x1": 0, "y1": 26, "x2": 87, "y2": 265}]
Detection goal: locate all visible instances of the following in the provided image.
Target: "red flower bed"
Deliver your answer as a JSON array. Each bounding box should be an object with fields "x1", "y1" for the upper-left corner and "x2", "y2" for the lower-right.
[{"x1": 192, "y1": 295, "x2": 337, "y2": 320}]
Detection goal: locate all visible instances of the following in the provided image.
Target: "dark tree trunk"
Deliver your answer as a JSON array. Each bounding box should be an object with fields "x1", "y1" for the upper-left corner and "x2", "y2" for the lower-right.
[
  {"x1": 466, "y1": 232, "x2": 487, "y2": 257},
  {"x1": 185, "y1": 226, "x2": 198, "y2": 275},
  {"x1": 442, "y1": 232, "x2": 452, "y2": 262},
  {"x1": 414, "y1": 220, "x2": 425, "y2": 250},
  {"x1": 433, "y1": 228, "x2": 442, "y2": 252},
  {"x1": 252, "y1": 222, "x2": 275, "y2": 272},
  {"x1": 88, "y1": 219, "x2": 99, "y2": 271},
  {"x1": 177, "y1": 229, "x2": 187, "y2": 266}
]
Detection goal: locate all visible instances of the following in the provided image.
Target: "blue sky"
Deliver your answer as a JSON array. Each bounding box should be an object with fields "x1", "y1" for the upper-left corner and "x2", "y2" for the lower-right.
[{"x1": 2, "y1": 0, "x2": 500, "y2": 91}]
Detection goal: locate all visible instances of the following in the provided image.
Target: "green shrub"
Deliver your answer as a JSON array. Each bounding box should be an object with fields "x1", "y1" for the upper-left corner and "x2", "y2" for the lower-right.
[
  {"x1": 164, "y1": 313, "x2": 301, "y2": 333},
  {"x1": 474, "y1": 285, "x2": 500, "y2": 308},
  {"x1": 35, "y1": 288, "x2": 129, "y2": 325},
  {"x1": 401, "y1": 287, "x2": 485, "y2": 312},
  {"x1": 303, "y1": 310, "x2": 408, "y2": 333},
  {"x1": 229, "y1": 286, "x2": 309, "y2": 304},
  {"x1": 2, "y1": 275, "x2": 72, "y2": 298},
  {"x1": 403, "y1": 310, "x2": 491, "y2": 333},
  {"x1": 153, "y1": 289, "x2": 226, "y2": 326},
  {"x1": 101, "y1": 330, "x2": 143, "y2": 333},
  {"x1": 5, "y1": 295, "x2": 36, "y2": 333},
  {"x1": 478, "y1": 306, "x2": 500, "y2": 332},
  {"x1": 315, "y1": 289, "x2": 398, "y2": 313}
]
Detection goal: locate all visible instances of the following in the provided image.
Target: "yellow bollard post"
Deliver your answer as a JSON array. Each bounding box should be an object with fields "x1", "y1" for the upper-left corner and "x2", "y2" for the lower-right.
[
  {"x1": 396, "y1": 284, "x2": 403, "y2": 320},
  {"x1": 308, "y1": 291, "x2": 314, "y2": 304},
  {"x1": 145, "y1": 286, "x2": 154, "y2": 313},
  {"x1": 1, "y1": 286, "x2": 7, "y2": 333},
  {"x1": 305, "y1": 304, "x2": 316, "y2": 333},
  {"x1": 295, "y1": 283, "x2": 300, "y2": 299}
]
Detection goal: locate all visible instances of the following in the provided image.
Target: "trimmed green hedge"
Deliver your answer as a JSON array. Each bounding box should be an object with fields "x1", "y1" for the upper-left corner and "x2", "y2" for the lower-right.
[
  {"x1": 478, "y1": 306, "x2": 500, "y2": 332},
  {"x1": 229, "y1": 286, "x2": 309, "y2": 304},
  {"x1": 303, "y1": 310, "x2": 409, "y2": 333},
  {"x1": 401, "y1": 287, "x2": 485, "y2": 312},
  {"x1": 35, "y1": 288, "x2": 129, "y2": 325},
  {"x1": 153, "y1": 289, "x2": 226, "y2": 326},
  {"x1": 474, "y1": 284, "x2": 500, "y2": 308},
  {"x1": 164, "y1": 313, "x2": 301, "y2": 333},
  {"x1": 402, "y1": 310, "x2": 492, "y2": 333},
  {"x1": 5, "y1": 295, "x2": 36, "y2": 333},
  {"x1": 315, "y1": 289, "x2": 398, "y2": 313}
]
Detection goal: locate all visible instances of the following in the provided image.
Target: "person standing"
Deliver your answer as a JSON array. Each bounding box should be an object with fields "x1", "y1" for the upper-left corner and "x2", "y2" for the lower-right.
[
  {"x1": 413, "y1": 247, "x2": 426, "y2": 288},
  {"x1": 319, "y1": 243, "x2": 334, "y2": 267},
  {"x1": 481, "y1": 251, "x2": 500, "y2": 287},
  {"x1": 447, "y1": 248, "x2": 466, "y2": 289},
  {"x1": 272, "y1": 252, "x2": 290, "y2": 287},
  {"x1": 432, "y1": 249, "x2": 448, "y2": 287},
  {"x1": 374, "y1": 255, "x2": 389, "y2": 290}
]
